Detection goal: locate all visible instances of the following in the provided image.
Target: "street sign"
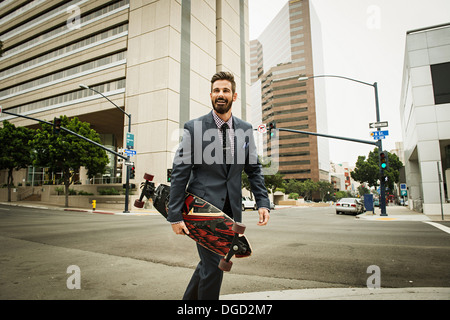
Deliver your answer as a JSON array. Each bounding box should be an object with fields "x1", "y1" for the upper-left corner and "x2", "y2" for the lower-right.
[
  {"x1": 126, "y1": 132, "x2": 134, "y2": 149},
  {"x1": 371, "y1": 130, "x2": 389, "y2": 140},
  {"x1": 371, "y1": 133, "x2": 385, "y2": 140},
  {"x1": 369, "y1": 121, "x2": 388, "y2": 129},
  {"x1": 124, "y1": 149, "x2": 136, "y2": 156},
  {"x1": 257, "y1": 124, "x2": 266, "y2": 134}
]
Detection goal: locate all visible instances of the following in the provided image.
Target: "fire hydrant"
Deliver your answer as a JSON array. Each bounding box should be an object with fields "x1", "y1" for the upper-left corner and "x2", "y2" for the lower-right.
[{"x1": 92, "y1": 200, "x2": 96, "y2": 211}]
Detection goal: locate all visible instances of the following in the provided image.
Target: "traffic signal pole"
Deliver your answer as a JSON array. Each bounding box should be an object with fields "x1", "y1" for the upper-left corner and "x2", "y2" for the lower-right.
[
  {"x1": 298, "y1": 75, "x2": 388, "y2": 216},
  {"x1": 1, "y1": 110, "x2": 130, "y2": 209},
  {"x1": 1, "y1": 110, "x2": 127, "y2": 160},
  {"x1": 267, "y1": 126, "x2": 386, "y2": 215},
  {"x1": 373, "y1": 82, "x2": 387, "y2": 216}
]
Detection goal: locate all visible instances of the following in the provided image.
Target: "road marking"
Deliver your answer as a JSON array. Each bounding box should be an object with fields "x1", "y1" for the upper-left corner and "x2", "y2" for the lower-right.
[{"x1": 424, "y1": 221, "x2": 450, "y2": 235}]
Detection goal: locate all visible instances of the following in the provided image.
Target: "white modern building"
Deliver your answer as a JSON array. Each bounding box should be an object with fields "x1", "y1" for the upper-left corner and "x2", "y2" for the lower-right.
[{"x1": 399, "y1": 23, "x2": 450, "y2": 215}]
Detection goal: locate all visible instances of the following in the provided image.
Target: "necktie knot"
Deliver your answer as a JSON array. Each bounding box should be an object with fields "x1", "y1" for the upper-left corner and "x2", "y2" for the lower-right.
[{"x1": 221, "y1": 123, "x2": 232, "y2": 168}]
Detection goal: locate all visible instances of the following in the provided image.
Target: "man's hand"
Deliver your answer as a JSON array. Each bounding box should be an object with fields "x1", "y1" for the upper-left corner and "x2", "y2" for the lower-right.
[
  {"x1": 257, "y1": 208, "x2": 270, "y2": 226},
  {"x1": 171, "y1": 221, "x2": 189, "y2": 235}
]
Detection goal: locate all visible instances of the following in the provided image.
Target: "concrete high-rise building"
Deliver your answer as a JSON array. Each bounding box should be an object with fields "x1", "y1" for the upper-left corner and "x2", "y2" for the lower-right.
[
  {"x1": 399, "y1": 23, "x2": 450, "y2": 215},
  {"x1": 250, "y1": 0, "x2": 329, "y2": 182},
  {"x1": 0, "y1": 0, "x2": 250, "y2": 189}
]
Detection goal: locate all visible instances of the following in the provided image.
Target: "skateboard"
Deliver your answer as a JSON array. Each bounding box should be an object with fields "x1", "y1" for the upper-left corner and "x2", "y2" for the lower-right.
[{"x1": 134, "y1": 173, "x2": 252, "y2": 271}]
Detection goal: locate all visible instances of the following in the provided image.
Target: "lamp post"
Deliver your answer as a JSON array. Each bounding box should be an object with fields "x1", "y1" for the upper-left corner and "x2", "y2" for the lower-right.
[
  {"x1": 79, "y1": 84, "x2": 132, "y2": 213},
  {"x1": 298, "y1": 75, "x2": 387, "y2": 216}
]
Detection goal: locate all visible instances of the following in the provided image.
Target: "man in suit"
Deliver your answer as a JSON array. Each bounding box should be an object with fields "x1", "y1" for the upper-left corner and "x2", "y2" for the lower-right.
[{"x1": 167, "y1": 71, "x2": 270, "y2": 300}]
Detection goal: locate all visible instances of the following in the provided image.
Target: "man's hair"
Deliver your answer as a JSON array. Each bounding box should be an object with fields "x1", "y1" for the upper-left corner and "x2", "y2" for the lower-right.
[{"x1": 211, "y1": 71, "x2": 236, "y2": 94}]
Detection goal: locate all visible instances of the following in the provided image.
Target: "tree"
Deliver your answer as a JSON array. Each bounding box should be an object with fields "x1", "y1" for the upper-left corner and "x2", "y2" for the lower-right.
[
  {"x1": 300, "y1": 179, "x2": 316, "y2": 201},
  {"x1": 263, "y1": 172, "x2": 284, "y2": 195},
  {"x1": 357, "y1": 184, "x2": 371, "y2": 196},
  {"x1": 351, "y1": 151, "x2": 379, "y2": 188},
  {"x1": 284, "y1": 179, "x2": 318, "y2": 200},
  {"x1": 242, "y1": 156, "x2": 284, "y2": 197},
  {"x1": 0, "y1": 121, "x2": 34, "y2": 201},
  {"x1": 31, "y1": 116, "x2": 109, "y2": 207},
  {"x1": 284, "y1": 179, "x2": 302, "y2": 195},
  {"x1": 316, "y1": 180, "x2": 334, "y2": 202},
  {"x1": 335, "y1": 190, "x2": 352, "y2": 200},
  {"x1": 351, "y1": 148, "x2": 403, "y2": 192},
  {"x1": 383, "y1": 151, "x2": 403, "y2": 192}
]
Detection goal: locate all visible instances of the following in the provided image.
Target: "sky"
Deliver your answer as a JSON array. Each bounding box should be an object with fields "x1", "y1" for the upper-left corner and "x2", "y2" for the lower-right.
[{"x1": 248, "y1": 0, "x2": 450, "y2": 166}]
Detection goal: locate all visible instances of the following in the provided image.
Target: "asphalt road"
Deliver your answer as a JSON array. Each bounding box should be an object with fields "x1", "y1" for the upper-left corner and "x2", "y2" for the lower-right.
[{"x1": 0, "y1": 204, "x2": 449, "y2": 300}]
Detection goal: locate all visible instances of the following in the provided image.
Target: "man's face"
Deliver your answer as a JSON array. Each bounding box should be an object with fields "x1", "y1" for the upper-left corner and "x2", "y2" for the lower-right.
[{"x1": 210, "y1": 80, "x2": 237, "y2": 114}]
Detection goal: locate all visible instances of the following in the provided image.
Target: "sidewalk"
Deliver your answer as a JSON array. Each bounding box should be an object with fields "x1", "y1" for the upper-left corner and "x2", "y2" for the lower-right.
[
  {"x1": 0, "y1": 200, "x2": 160, "y2": 216},
  {"x1": 220, "y1": 287, "x2": 450, "y2": 300},
  {"x1": 356, "y1": 205, "x2": 450, "y2": 222}
]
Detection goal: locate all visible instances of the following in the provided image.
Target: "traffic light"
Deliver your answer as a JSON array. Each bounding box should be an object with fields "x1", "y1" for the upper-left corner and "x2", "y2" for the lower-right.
[
  {"x1": 53, "y1": 118, "x2": 61, "y2": 134},
  {"x1": 167, "y1": 168, "x2": 172, "y2": 182},
  {"x1": 130, "y1": 166, "x2": 135, "y2": 179},
  {"x1": 268, "y1": 121, "x2": 276, "y2": 138},
  {"x1": 379, "y1": 151, "x2": 389, "y2": 170}
]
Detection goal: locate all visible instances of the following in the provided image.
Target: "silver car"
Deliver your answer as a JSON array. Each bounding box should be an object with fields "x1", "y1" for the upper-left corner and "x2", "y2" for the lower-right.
[{"x1": 335, "y1": 197, "x2": 364, "y2": 215}]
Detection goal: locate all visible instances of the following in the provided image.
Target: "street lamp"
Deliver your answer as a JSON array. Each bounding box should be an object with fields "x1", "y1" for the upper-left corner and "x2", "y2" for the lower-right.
[
  {"x1": 299, "y1": 74, "x2": 387, "y2": 216},
  {"x1": 79, "y1": 84, "x2": 132, "y2": 213},
  {"x1": 79, "y1": 84, "x2": 131, "y2": 129}
]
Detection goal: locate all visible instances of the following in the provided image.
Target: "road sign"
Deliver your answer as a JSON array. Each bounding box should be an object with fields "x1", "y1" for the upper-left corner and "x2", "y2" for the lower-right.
[
  {"x1": 257, "y1": 124, "x2": 266, "y2": 134},
  {"x1": 371, "y1": 130, "x2": 389, "y2": 140},
  {"x1": 126, "y1": 132, "x2": 134, "y2": 149},
  {"x1": 371, "y1": 130, "x2": 389, "y2": 136},
  {"x1": 369, "y1": 121, "x2": 388, "y2": 129},
  {"x1": 124, "y1": 149, "x2": 136, "y2": 156}
]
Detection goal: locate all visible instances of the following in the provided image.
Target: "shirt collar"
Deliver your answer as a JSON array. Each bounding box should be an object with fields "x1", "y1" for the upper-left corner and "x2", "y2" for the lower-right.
[{"x1": 212, "y1": 110, "x2": 233, "y2": 129}]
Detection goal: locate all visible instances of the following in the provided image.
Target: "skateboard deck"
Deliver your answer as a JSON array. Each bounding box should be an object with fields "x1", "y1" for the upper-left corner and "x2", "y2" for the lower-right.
[{"x1": 134, "y1": 173, "x2": 252, "y2": 271}]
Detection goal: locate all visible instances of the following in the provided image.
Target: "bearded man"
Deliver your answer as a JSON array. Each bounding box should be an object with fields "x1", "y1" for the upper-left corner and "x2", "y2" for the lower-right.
[{"x1": 167, "y1": 71, "x2": 270, "y2": 300}]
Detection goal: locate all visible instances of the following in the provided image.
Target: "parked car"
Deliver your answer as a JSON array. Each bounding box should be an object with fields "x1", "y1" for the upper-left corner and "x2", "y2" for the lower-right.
[
  {"x1": 242, "y1": 196, "x2": 257, "y2": 211},
  {"x1": 335, "y1": 197, "x2": 364, "y2": 215}
]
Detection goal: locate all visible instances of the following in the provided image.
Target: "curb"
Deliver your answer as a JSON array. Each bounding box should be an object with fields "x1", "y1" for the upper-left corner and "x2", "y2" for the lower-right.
[
  {"x1": 1, "y1": 202, "x2": 158, "y2": 216},
  {"x1": 220, "y1": 287, "x2": 450, "y2": 300}
]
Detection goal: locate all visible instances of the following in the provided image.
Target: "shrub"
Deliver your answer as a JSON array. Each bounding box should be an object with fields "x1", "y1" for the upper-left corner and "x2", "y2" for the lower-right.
[{"x1": 288, "y1": 193, "x2": 299, "y2": 200}]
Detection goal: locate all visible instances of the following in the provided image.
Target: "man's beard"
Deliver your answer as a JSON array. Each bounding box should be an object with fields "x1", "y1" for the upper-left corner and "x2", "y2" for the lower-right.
[{"x1": 212, "y1": 98, "x2": 233, "y2": 114}]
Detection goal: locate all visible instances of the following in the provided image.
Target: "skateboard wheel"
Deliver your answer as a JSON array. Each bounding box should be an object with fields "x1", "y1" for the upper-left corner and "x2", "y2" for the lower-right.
[
  {"x1": 232, "y1": 222, "x2": 246, "y2": 234},
  {"x1": 143, "y1": 173, "x2": 154, "y2": 181},
  {"x1": 134, "y1": 199, "x2": 145, "y2": 208},
  {"x1": 219, "y1": 258, "x2": 233, "y2": 272}
]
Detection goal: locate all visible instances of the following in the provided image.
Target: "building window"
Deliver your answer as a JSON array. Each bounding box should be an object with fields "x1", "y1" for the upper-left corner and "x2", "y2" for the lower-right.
[{"x1": 430, "y1": 62, "x2": 450, "y2": 105}]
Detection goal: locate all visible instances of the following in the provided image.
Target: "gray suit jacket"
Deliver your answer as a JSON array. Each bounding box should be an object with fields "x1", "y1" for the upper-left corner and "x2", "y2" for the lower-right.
[{"x1": 167, "y1": 111, "x2": 270, "y2": 223}]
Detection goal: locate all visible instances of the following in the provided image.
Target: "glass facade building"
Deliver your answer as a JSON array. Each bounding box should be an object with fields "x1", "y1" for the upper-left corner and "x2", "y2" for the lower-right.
[{"x1": 250, "y1": 0, "x2": 329, "y2": 182}]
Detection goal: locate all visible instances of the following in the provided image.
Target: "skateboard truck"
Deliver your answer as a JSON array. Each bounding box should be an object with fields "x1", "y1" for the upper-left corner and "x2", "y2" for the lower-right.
[
  {"x1": 134, "y1": 173, "x2": 155, "y2": 208},
  {"x1": 218, "y1": 222, "x2": 246, "y2": 272}
]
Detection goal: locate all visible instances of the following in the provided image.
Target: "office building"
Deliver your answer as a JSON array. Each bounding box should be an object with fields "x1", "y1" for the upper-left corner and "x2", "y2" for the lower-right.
[
  {"x1": 250, "y1": 0, "x2": 329, "y2": 182},
  {"x1": 399, "y1": 23, "x2": 450, "y2": 215},
  {"x1": 0, "y1": 0, "x2": 250, "y2": 189}
]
